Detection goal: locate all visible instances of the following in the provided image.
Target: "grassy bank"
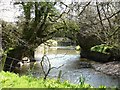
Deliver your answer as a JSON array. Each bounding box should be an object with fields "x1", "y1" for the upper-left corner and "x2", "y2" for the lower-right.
[
  {"x1": 0, "y1": 71, "x2": 92, "y2": 88},
  {"x1": 0, "y1": 71, "x2": 117, "y2": 89}
]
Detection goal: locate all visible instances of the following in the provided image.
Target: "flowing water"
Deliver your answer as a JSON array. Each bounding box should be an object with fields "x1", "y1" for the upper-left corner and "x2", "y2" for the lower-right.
[{"x1": 22, "y1": 46, "x2": 120, "y2": 88}]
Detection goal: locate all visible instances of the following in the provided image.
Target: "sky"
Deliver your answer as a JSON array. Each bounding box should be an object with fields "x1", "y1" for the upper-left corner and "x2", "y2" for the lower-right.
[
  {"x1": 0, "y1": 0, "x2": 21, "y2": 22},
  {"x1": 0, "y1": 0, "x2": 72, "y2": 22},
  {"x1": 0, "y1": 0, "x2": 119, "y2": 22}
]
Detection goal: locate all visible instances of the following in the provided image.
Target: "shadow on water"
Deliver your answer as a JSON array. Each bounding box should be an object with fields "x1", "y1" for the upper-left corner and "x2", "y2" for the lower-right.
[{"x1": 20, "y1": 46, "x2": 120, "y2": 88}]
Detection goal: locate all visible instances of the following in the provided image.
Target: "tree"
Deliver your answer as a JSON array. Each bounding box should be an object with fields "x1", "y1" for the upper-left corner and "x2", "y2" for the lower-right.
[
  {"x1": 69, "y1": 1, "x2": 120, "y2": 49},
  {"x1": 71, "y1": 1, "x2": 120, "y2": 61},
  {"x1": 3, "y1": 1, "x2": 63, "y2": 72}
]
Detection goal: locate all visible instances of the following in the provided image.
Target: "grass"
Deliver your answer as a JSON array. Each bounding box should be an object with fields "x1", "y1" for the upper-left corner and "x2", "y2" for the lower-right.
[
  {"x1": 0, "y1": 71, "x2": 118, "y2": 89},
  {"x1": 0, "y1": 71, "x2": 92, "y2": 88}
]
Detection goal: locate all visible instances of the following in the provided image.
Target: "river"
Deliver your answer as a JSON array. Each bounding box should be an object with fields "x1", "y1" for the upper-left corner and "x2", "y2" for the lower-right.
[{"x1": 21, "y1": 46, "x2": 120, "y2": 88}]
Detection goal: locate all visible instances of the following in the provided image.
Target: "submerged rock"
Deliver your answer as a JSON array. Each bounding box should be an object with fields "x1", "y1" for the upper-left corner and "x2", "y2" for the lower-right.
[{"x1": 78, "y1": 62, "x2": 92, "y2": 68}]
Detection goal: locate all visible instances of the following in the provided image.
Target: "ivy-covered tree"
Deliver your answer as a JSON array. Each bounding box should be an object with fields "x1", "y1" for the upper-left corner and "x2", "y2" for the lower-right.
[{"x1": 3, "y1": 1, "x2": 61, "y2": 72}]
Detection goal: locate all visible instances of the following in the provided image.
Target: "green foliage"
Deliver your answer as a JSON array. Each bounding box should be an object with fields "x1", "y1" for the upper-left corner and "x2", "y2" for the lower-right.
[
  {"x1": 1, "y1": 71, "x2": 118, "y2": 89},
  {"x1": 91, "y1": 44, "x2": 113, "y2": 54},
  {"x1": 54, "y1": 19, "x2": 79, "y2": 41},
  {"x1": 2, "y1": 2, "x2": 61, "y2": 69},
  {"x1": 79, "y1": 75, "x2": 85, "y2": 87},
  {"x1": 0, "y1": 71, "x2": 92, "y2": 88},
  {"x1": 21, "y1": 2, "x2": 59, "y2": 46},
  {"x1": 1, "y1": 21, "x2": 20, "y2": 50}
]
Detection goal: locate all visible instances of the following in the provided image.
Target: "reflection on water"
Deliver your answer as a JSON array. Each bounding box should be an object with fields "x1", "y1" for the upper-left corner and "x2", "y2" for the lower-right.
[{"x1": 22, "y1": 46, "x2": 120, "y2": 88}]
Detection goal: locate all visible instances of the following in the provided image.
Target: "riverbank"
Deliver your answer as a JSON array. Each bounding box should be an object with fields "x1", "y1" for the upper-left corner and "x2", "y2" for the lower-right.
[
  {"x1": 92, "y1": 61, "x2": 120, "y2": 78},
  {"x1": 80, "y1": 58, "x2": 120, "y2": 78},
  {"x1": 0, "y1": 71, "x2": 92, "y2": 88}
]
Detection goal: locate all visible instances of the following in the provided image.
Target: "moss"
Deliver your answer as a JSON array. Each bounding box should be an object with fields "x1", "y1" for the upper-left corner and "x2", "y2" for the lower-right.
[{"x1": 91, "y1": 44, "x2": 113, "y2": 54}]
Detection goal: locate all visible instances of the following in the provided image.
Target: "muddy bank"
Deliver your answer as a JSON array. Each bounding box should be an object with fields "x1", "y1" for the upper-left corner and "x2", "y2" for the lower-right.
[{"x1": 81, "y1": 58, "x2": 120, "y2": 77}]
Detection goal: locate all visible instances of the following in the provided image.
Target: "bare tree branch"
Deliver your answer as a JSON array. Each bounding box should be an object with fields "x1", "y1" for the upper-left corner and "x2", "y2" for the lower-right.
[{"x1": 96, "y1": 1, "x2": 105, "y2": 31}]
